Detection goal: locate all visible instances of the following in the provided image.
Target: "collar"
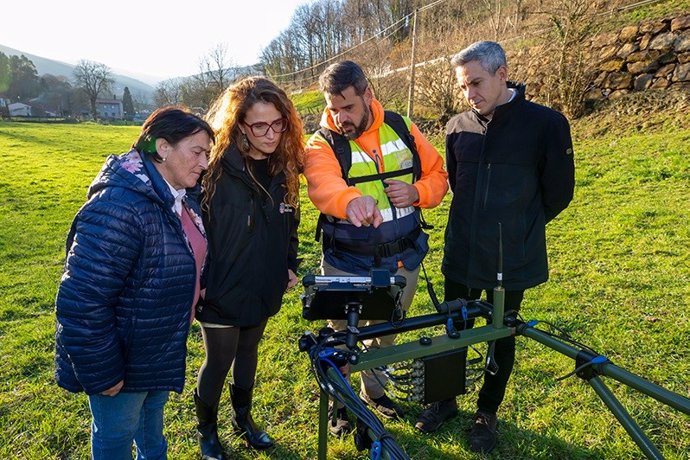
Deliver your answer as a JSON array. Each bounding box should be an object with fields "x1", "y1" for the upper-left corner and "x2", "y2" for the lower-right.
[
  {"x1": 163, "y1": 179, "x2": 186, "y2": 215},
  {"x1": 476, "y1": 82, "x2": 526, "y2": 123}
]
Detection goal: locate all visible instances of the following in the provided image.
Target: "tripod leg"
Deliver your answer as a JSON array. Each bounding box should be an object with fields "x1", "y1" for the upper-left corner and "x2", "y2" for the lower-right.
[
  {"x1": 318, "y1": 389, "x2": 329, "y2": 460},
  {"x1": 588, "y1": 376, "x2": 663, "y2": 460}
]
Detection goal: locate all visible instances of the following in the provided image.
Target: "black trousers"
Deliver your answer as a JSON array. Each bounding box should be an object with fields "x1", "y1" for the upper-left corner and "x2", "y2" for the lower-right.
[
  {"x1": 444, "y1": 278, "x2": 524, "y2": 414},
  {"x1": 196, "y1": 319, "x2": 268, "y2": 407}
]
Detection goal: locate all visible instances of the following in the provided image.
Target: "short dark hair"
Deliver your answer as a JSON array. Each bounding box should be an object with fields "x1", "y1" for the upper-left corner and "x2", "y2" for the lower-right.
[
  {"x1": 134, "y1": 106, "x2": 214, "y2": 162},
  {"x1": 450, "y1": 41, "x2": 507, "y2": 74},
  {"x1": 318, "y1": 60, "x2": 369, "y2": 97}
]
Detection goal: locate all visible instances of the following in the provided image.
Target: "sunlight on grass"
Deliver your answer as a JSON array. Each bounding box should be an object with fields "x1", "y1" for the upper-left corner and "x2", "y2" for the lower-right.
[{"x1": 0, "y1": 107, "x2": 688, "y2": 458}]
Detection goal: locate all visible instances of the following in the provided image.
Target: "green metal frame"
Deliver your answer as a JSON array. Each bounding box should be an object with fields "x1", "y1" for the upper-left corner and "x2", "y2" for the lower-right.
[
  {"x1": 311, "y1": 313, "x2": 689, "y2": 459},
  {"x1": 307, "y1": 275, "x2": 689, "y2": 459},
  {"x1": 519, "y1": 324, "x2": 690, "y2": 460},
  {"x1": 316, "y1": 316, "x2": 512, "y2": 459}
]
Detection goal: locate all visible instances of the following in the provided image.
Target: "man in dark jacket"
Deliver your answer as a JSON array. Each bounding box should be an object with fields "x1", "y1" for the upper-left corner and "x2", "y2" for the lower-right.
[{"x1": 414, "y1": 41, "x2": 575, "y2": 453}]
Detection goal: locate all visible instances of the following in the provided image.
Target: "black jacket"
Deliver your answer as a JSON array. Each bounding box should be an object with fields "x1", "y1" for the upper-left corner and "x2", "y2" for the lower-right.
[
  {"x1": 197, "y1": 145, "x2": 300, "y2": 326},
  {"x1": 442, "y1": 85, "x2": 574, "y2": 290}
]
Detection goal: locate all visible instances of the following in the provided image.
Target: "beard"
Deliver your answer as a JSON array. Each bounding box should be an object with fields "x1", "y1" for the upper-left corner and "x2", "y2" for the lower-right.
[{"x1": 338, "y1": 102, "x2": 370, "y2": 140}]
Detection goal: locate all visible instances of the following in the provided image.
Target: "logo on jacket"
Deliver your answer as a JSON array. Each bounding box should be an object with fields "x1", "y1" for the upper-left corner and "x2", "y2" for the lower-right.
[{"x1": 279, "y1": 202, "x2": 294, "y2": 214}]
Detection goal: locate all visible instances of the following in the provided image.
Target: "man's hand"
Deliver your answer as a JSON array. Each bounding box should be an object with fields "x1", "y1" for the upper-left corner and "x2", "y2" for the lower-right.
[
  {"x1": 384, "y1": 179, "x2": 419, "y2": 208},
  {"x1": 101, "y1": 380, "x2": 124, "y2": 397},
  {"x1": 346, "y1": 196, "x2": 383, "y2": 228},
  {"x1": 286, "y1": 269, "x2": 298, "y2": 290}
]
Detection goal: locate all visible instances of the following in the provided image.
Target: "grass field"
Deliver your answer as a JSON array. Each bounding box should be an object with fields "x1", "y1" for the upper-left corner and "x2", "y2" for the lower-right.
[{"x1": 0, "y1": 95, "x2": 688, "y2": 459}]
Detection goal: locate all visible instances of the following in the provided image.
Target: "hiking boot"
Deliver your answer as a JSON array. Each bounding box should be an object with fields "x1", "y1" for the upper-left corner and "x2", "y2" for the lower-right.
[
  {"x1": 414, "y1": 398, "x2": 458, "y2": 433},
  {"x1": 360, "y1": 393, "x2": 405, "y2": 420},
  {"x1": 328, "y1": 406, "x2": 352, "y2": 437},
  {"x1": 468, "y1": 410, "x2": 498, "y2": 453}
]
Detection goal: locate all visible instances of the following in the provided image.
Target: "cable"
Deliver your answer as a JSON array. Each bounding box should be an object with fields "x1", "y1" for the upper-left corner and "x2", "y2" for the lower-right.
[
  {"x1": 420, "y1": 261, "x2": 440, "y2": 309},
  {"x1": 308, "y1": 334, "x2": 410, "y2": 459},
  {"x1": 519, "y1": 312, "x2": 599, "y2": 356}
]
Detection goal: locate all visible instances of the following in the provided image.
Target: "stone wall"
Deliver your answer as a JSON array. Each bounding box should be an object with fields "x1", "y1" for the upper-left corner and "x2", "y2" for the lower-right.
[
  {"x1": 508, "y1": 13, "x2": 689, "y2": 112},
  {"x1": 587, "y1": 14, "x2": 690, "y2": 100}
]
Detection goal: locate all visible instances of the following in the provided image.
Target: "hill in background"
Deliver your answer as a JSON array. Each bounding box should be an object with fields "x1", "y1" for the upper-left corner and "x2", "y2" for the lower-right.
[{"x1": 0, "y1": 43, "x2": 155, "y2": 102}]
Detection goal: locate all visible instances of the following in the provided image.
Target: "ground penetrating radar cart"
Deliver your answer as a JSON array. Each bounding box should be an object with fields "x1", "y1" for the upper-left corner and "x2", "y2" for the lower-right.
[{"x1": 298, "y1": 269, "x2": 690, "y2": 460}]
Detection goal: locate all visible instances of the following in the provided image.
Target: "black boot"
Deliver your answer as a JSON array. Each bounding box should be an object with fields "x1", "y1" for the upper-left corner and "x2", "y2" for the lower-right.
[
  {"x1": 229, "y1": 384, "x2": 274, "y2": 449},
  {"x1": 193, "y1": 389, "x2": 226, "y2": 460}
]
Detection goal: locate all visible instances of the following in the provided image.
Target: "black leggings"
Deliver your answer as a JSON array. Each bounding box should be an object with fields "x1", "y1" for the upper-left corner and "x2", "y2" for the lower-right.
[
  {"x1": 196, "y1": 320, "x2": 268, "y2": 407},
  {"x1": 444, "y1": 278, "x2": 524, "y2": 414}
]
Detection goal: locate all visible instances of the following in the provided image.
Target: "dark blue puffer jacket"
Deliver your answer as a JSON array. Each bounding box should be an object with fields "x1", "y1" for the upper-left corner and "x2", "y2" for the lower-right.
[{"x1": 55, "y1": 149, "x2": 203, "y2": 395}]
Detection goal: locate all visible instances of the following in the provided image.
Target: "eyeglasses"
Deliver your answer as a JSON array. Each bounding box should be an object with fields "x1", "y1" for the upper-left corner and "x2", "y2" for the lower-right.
[{"x1": 243, "y1": 118, "x2": 288, "y2": 137}]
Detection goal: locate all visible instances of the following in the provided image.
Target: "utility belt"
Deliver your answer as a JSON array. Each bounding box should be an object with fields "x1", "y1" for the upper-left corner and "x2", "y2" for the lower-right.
[{"x1": 322, "y1": 226, "x2": 421, "y2": 260}]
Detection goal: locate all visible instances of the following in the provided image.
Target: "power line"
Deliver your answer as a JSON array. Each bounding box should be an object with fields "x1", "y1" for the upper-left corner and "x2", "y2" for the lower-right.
[
  {"x1": 275, "y1": 20, "x2": 410, "y2": 87},
  {"x1": 272, "y1": 0, "x2": 665, "y2": 89},
  {"x1": 266, "y1": 0, "x2": 450, "y2": 81},
  {"x1": 370, "y1": 0, "x2": 667, "y2": 80},
  {"x1": 268, "y1": 14, "x2": 409, "y2": 80}
]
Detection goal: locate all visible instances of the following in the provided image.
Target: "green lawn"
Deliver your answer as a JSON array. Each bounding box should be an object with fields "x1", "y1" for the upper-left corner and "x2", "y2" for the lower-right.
[{"x1": 0, "y1": 108, "x2": 688, "y2": 459}]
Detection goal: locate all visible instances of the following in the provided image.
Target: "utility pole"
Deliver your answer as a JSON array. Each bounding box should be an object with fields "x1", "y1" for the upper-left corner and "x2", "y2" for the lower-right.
[{"x1": 406, "y1": 8, "x2": 418, "y2": 118}]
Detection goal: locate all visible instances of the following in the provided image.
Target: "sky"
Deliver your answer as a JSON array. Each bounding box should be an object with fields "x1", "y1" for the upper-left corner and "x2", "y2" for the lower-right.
[{"x1": 1, "y1": 0, "x2": 309, "y2": 85}]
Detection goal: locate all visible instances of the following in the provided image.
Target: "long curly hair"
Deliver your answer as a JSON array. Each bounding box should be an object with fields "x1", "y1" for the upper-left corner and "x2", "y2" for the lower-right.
[{"x1": 203, "y1": 76, "x2": 304, "y2": 211}]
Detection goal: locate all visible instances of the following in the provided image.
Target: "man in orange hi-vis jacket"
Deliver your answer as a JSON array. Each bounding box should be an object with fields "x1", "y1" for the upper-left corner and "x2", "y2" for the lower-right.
[{"x1": 304, "y1": 60, "x2": 448, "y2": 436}]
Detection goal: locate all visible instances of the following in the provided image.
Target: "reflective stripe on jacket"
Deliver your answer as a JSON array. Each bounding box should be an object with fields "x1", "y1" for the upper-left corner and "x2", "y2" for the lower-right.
[{"x1": 305, "y1": 99, "x2": 449, "y2": 275}]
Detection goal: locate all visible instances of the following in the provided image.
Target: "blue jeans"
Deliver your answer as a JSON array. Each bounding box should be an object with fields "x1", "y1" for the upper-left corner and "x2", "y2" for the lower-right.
[{"x1": 88, "y1": 390, "x2": 169, "y2": 460}]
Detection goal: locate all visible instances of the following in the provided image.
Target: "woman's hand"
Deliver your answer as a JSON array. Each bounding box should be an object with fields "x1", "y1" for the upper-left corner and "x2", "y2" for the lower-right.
[
  {"x1": 101, "y1": 380, "x2": 124, "y2": 396},
  {"x1": 286, "y1": 269, "x2": 299, "y2": 290}
]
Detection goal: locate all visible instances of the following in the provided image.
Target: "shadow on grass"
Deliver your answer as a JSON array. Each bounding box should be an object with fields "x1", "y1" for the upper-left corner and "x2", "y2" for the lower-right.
[
  {"x1": 0, "y1": 128, "x2": 62, "y2": 148},
  {"x1": 217, "y1": 434, "x2": 310, "y2": 460},
  {"x1": 319, "y1": 407, "x2": 604, "y2": 459}
]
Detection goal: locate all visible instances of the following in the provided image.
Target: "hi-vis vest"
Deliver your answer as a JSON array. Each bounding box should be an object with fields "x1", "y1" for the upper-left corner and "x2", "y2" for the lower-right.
[{"x1": 315, "y1": 111, "x2": 423, "y2": 260}]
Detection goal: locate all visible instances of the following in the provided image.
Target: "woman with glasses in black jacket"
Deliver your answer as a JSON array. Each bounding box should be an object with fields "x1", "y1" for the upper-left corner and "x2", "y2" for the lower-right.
[{"x1": 192, "y1": 77, "x2": 304, "y2": 458}]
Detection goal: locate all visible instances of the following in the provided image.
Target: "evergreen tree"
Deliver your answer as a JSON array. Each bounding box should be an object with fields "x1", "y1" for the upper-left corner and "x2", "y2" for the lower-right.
[
  {"x1": 7, "y1": 55, "x2": 40, "y2": 101},
  {"x1": 122, "y1": 86, "x2": 135, "y2": 120},
  {"x1": 0, "y1": 52, "x2": 10, "y2": 94}
]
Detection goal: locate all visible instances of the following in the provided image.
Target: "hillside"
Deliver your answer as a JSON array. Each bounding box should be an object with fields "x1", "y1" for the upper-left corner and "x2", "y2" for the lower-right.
[{"x1": 0, "y1": 43, "x2": 155, "y2": 101}]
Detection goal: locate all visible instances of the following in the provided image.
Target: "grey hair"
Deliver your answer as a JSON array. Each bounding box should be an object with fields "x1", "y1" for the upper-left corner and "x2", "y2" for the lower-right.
[
  {"x1": 318, "y1": 60, "x2": 369, "y2": 97},
  {"x1": 450, "y1": 41, "x2": 507, "y2": 74}
]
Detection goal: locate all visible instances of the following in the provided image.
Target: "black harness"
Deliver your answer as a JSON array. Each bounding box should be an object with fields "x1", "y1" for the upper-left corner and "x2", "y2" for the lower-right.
[{"x1": 315, "y1": 111, "x2": 426, "y2": 244}]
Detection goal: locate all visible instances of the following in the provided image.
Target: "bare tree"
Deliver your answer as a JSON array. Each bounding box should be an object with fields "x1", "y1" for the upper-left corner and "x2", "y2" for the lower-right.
[
  {"x1": 544, "y1": 0, "x2": 602, "y2": 118},
  {"x1": 73, "y1": 60, "x2": 113, "y2": 120},
  {"x1": 154, "y1": 78, "x2": 185, "y2": 107},
  {"x1": 188, "y1": 69, "x2": 216, "y2": 111},
  {"x1": 480, "y1": 0, "x2": 509, "y2": 40},
  {"x1": 413, "y1": 58, "x2": 463, "y2": 125},
  {"x1": 199, "y1": 44, "x2": 234, "y2": 102}
]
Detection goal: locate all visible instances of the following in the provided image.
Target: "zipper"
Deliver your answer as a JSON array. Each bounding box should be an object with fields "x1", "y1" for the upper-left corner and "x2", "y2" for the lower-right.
[
  {"x1": 247, "y1": 196, "x2": 255, "y2": 232},
  {"x1": 467, "y1": 121, "x2": 490, "y2": 281},
  {"x1": 373, "y1": 148, "x2": 397, "y2": 221},
  {"x1": 482, "y1": 163, "x2": 492, "y2": 210}
]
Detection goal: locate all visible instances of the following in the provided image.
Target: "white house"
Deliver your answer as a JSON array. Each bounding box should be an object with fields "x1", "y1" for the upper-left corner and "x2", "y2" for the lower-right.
[
  {"x1": 9, "y1": 102, "x2": 32, "y2": 117},
  {"x1": 96, "y1": 98, "x2": 124, "y2": 120}
]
